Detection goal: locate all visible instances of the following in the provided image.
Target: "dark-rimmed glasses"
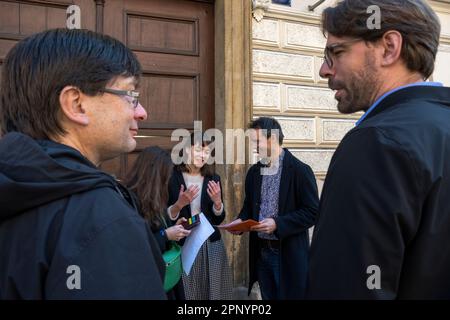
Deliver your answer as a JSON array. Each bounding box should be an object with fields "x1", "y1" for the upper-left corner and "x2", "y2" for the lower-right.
[
  {"x1": 324, "y1": 38, "x2": 362, "y2": 69},
  {"x1": 102, "y1": 88, "x2": 140, "y2": 109}
]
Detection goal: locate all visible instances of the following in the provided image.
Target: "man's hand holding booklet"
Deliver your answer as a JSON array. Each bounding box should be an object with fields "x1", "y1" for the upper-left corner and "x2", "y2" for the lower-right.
[{"x1": 217, "y1": 219, "x2": 260, "y2": 234}]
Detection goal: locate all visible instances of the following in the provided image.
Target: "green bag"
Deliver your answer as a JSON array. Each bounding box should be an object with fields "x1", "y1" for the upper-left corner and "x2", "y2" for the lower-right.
[{"x1": 162, "y1": 242, "x2": 182, "y2": 292}]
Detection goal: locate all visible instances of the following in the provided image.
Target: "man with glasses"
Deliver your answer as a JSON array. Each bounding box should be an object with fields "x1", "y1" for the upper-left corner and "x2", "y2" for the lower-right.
[
  {"x1": 308, "y1": 0, "x2": 450, "y2": 299},
  {"x1": 0, "y1": 29, "x2": 166, "y2": 299}
]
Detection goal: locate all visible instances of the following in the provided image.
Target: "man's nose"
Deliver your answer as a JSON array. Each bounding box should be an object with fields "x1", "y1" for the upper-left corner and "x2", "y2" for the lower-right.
[
  {"x1": 319, "y1": 61, "x2": 333, "y2": 79},
  {"x1": 134, "y1": 102, "x2": 147, "y2": 121}
]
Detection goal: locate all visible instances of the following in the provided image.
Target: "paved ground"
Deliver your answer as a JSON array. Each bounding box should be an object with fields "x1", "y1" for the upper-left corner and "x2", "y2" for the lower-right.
[{"x1": 232, "y1": 284, "x2": 262, "y2": 300}]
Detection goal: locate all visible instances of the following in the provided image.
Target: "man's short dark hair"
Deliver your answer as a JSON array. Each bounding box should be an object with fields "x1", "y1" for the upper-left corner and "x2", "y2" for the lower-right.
[
  {"x1": 321, "y1": 0, "x2": 441, "y2": 79},
  {"x1": 0, "y1": 28, "x2": 142, "y2": 139},
  {"x1": 249, "y1": 117, "x2": 284, "y2": 145}
]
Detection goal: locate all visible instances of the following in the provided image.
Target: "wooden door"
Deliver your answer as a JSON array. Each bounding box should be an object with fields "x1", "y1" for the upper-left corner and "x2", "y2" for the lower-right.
[
  {"x1": 0, "y1": 0, "x2": 96, "y2": 109},
  {"x1": 0, "y1": 0, "x2": 96, "y2": 66},
  {"x1": 100, "y1": 0, "x2": 215, "y2": 180}
]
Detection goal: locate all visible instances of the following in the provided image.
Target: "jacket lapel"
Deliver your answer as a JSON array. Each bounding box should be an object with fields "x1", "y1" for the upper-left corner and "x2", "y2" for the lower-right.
[
  {"x1": 175, "y1": 170, "x2": 187, "y2": 190},
  {"x1": 200, "y1": 175, "x2": 210, "y2": 212},
  {"x1": 253, "y1": 165, "x2": 263, "y2": 220},
  {"x1": 176, "y1": 170, "x2": 192, "y2": 216},
  {"x1": 278, "y1": 149, "x2": 292, "y2": 216}
]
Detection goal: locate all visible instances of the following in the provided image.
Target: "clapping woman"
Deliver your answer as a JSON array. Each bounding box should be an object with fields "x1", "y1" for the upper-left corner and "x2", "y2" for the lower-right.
[{"x1": 167, "y1": 133, "x2": 233, "y2": 300}]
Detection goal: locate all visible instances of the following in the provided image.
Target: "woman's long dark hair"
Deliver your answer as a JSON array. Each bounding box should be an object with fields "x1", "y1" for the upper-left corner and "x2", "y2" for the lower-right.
[{"x1": 125, "y1": 146, "x2": 173, "y2": 229}]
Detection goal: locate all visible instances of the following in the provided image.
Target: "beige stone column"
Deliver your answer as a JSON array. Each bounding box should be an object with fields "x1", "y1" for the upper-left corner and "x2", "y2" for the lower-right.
[{"x1": 215, "y1": 0, "x2": 253, "y2": 293}]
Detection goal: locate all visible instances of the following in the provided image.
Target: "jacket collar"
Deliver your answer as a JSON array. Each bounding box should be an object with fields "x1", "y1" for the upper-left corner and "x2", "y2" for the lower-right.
[
  {"x1": 278, "y1": 149, "x2": 294, "y2": 214},
  {"x1": 360, "y1": 85, "x2": 450, "y2": 125}
]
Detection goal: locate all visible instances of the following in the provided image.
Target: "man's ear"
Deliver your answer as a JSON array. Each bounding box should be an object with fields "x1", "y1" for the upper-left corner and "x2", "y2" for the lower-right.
[
  {"x1": 380, "y1": 30, "x2": 403, "y2": 67},
  {"x1": 59, "y1": 86, "x2": 89, "y2": 126}
]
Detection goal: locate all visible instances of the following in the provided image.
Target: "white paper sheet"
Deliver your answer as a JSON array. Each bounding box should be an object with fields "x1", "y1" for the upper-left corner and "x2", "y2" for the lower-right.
[{"x1": 181, "y1": 212, "x2": 214, "y2": 275}]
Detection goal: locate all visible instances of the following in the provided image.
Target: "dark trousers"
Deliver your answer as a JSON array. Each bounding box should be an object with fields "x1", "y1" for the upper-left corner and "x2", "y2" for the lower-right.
[{"x1": 256, "y1": 246, "x2": 280, "y2": 300}]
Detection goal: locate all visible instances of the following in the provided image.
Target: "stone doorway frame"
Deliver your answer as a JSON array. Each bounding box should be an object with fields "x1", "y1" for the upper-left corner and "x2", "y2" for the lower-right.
[{"x1": 214, "y1": 0, "x2": 253, "y2": 294}]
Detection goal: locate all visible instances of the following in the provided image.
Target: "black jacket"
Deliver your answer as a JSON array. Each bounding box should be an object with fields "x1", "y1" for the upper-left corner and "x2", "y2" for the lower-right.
[
  {"x1": 0, "y1": 133, "x2": 167, "y2": 299},
  {"x1": 308, "y1": 85, "x2": 450, "y2": 299},
  {"x1": 168, "y1": 169, "x2": 225, "y2": 242},
  {"x1": 238, "y1": 149, "x2": 319, "y2": 299}
]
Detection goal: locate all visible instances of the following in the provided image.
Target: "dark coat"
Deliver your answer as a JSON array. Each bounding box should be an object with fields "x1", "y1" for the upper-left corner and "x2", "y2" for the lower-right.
[
  {"x1": 168, "y1": 168, "x2": 225, "y2": 242},
  {"x1": 0, "y1": 133, "x2": 166, "y2": 299},
  {"x1": 308, "y1": 85, "x2": 450, "y2": 299},
  {"x1": 238, "y1": 149, "x2": 319, "y2": 299}
]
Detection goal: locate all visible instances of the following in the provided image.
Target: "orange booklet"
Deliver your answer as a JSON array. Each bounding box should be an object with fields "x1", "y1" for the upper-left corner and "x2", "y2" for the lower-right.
[{"x1": 217, "y1": 219, "x2": 260, "y2": 232}]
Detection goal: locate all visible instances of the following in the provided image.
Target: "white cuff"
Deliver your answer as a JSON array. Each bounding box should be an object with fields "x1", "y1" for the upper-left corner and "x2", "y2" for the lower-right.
[
  {"x1": 212, "y1": 202, "x2": 224, "y2": 216},
  {"x1": 167, "y1": 205, "x2": 180, "y2": 221}
]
